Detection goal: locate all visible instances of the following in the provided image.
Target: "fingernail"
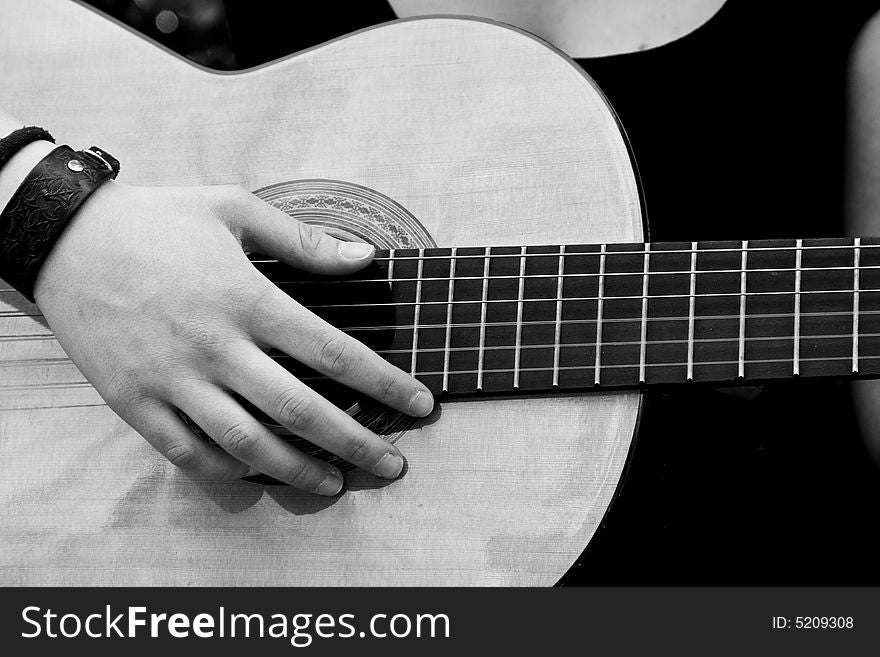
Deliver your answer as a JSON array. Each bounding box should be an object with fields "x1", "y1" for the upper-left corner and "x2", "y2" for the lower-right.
[
  {"x1": 338, "y1": 241, "x2": 374, "y2": 260},
  {"x1": 408, "y1": 389, "x2": 434, "y2": 417},
  {"x1": 316, "y1": 469, "x2": 344, "y2": 496},
  {"x1": 373, "y1": 452, "x2": 404, "y2": 479}
]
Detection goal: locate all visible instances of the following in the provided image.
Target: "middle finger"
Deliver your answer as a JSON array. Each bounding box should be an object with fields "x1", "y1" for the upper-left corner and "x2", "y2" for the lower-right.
[{"x1": 224, "y1": 343, "x2": 407, "y2": 480}]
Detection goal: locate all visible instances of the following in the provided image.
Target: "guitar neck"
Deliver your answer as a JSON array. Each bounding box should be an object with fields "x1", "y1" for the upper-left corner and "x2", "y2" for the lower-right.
[{"x1": 260, "y1": 237, "x2": 880, "y2": 396}]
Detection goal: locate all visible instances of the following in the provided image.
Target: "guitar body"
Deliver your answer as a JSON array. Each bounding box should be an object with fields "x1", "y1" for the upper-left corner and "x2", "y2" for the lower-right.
[{"x1": 0, "y1": 0, "x2": 643, "y2": 585}]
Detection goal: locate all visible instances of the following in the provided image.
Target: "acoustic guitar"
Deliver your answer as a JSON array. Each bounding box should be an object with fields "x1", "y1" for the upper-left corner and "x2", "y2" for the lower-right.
[{"x1": 0, "y1": 0, "x2": 873, "y2": 586}]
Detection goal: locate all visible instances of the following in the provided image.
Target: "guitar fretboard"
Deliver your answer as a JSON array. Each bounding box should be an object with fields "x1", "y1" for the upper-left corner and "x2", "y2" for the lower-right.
[{"x1": 259, "y1": 238, "x2": 880, "y2": 396}]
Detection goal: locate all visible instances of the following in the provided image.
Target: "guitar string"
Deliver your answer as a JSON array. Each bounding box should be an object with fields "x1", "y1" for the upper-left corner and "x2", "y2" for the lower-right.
[
  {"x1": 258, "y1": 263, "x2": 880, "y2": 286},
  {"x1": 305, "y1": 354, "x2": 878, "y2": 380},
  {"x1": 0, "y1": 243, "x2": 862, "y2": 299},
  {"x1": 0, "y1": 249, "x2": 873, "y2": 302},
  {"x1": 1, "y1": 307, "x2": 879, "y2": 339},
  {"x1": 6, "y1": 353, "x2": 880, "y2": 394},
  {"x1": 253, "y1": 241, "x2": 880, "y2": 265},
  {"x1": 1, "y1": 285, "x2": 877, "y2": 319},
  {"x1": 300, "y1": 354, "x2": 880, "y2": 381},
  {"x1": 4, "y1": 329, "x2": 879, "y2": 368},
  {"x1": 2, "y1": 261, "x2": 875, "y2": 296},
  {"x1": 4, "y1": 242, "x2": 877, "y2": 393},
  {"x1": 307, "y1": 285, "x2": 880, "y2": 310},
  {"x1": 2, "y1": 244, "x2": 870, "y2": 297}
]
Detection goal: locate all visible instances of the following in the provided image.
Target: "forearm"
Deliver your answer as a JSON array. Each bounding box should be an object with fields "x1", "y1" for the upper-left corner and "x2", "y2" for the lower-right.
[{"x1": 0, "y1": 108, "x2": 57, "y2": 209}]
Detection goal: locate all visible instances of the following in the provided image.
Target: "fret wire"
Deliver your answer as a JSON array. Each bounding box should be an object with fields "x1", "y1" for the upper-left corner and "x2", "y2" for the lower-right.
[
  {"x1": 687, "y1": 242, "x2": 697, "y2": 381},
  {"x1": 442, "y1": 248, "x2": 456, "y2": 393},
  {"x1": 793, "y1": 239, "x2": 803, "y2": 376},
  {"x1": 513, "y1": 246, "x2": 527, "y2": 389},
  {"x1": 266, "y1": 263, "x2": 880, "y2": 287},
  {"x1": 639, "y1": 244, "x2": 650, "y2": 383},
  {"x1": 387, "y1": 248, "x2": 395, "y2": 289},
  {"x1": 409, "y1": 249, "x2": 424, "y2": 377},
  {"x1": 853, "y1": 238, "x2": 861, "y2": 374},
  {"x1": 476, "y1": 246, "x2": 490, "y2": 391},
  {"x1": 738, "y1": 240, "x2": 747, "y2": 379},
  {"x1": 595, "y1": 244, "x2": 606, "y2": 386},
  {"x1": 552, "y1": 245, "x2": 565, "y2": 387},
  {"x1": 387, "y1": 251, "x2": 397, "y2": 361}
]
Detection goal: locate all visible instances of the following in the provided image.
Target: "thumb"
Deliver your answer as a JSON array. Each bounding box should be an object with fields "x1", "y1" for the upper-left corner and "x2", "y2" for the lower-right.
[{"x1": 232, "y1": 190, "x2": 375, "y2": 275}]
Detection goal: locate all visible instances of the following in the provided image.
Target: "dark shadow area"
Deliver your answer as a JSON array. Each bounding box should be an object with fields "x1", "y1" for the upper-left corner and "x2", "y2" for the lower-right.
[{"x1": 191, "y1": 475, "x2": 264, "y2": 514}]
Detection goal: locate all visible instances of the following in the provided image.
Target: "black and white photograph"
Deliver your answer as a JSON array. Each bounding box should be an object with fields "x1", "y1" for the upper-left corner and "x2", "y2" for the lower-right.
[{"x1": 1, "y1": 0, "x2": 880, "y2": 651}]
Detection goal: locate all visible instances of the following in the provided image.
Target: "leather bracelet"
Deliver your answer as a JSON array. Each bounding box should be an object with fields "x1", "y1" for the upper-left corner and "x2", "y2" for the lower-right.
[
  {"x1": 0, "y1": 126, "x2": 55, "y2": 174},
  {"x1": 0, "y1": 145, "x2": 120, "y2": 301}
]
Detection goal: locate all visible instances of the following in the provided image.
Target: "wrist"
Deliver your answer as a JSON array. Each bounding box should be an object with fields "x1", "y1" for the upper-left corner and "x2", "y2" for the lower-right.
[
  {"x1": 0, "y1": 139, "x2": 57, "y2": 210},
  {"x1": 0, "y1": 144, "x2": 120, "y2": 302}
]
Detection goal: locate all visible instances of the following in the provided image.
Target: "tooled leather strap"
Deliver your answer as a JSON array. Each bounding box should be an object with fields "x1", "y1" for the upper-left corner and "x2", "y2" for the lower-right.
[
  {"x1": 0, "y1": 126, "x2": 55, "y2": 174},
  {"x1": 0, "y1": 145, "x2": 120, "y2": 302}
]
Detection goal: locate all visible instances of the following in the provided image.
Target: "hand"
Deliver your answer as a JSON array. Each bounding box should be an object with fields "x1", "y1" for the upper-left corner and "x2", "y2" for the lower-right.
[{"x1": 33, "y1": 181, "x2": 434, "y2": 495}]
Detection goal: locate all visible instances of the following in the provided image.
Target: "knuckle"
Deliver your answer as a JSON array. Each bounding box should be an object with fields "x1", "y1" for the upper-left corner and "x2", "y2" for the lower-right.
[
  {"x1": 222, "y1": 276, "x2": 270, "y2": 322},
  {"x1": 207, "y1": 185, "x2": 255, "y2": 242},
  {"x1": 169, "y1": 315, "x2": 237, "y2": 358},
  {"x1": 275, "y1": 388, "x2": 315, "y2": 430},
  {"x1": 377, "y1": 373, "x2": 400, "y2": 402},
  {"x1": 340, "y1": 433, "x2": 372, "y2": 464},
  {"x1": 229, "y1": 277, "x2": 275, "y2": 324},
  {"x1": 164, "y1": 441, "x2": 198, "y2": 471},
  {"x1": 221, "y1": 275, "x2": 258, "y2": 305},
  {"x1": 213, "y1": 461, "x2": 249, "y2": 482},
  {"x1": 102, "y1": 369, "x2": 146, "y2": 411},
  {"x1": 168, "y1": 289, "x2": 253, "y2": 361},
  {"x1": 317, "y1": 336, "x2": 357, "y2": 378},
  {"x1": 296, "y1": 221, "x2": 325, "y2": 256},
  {"x1": 219, "y1": 420, "x2": 259, "y2": 456},
  {"x1": 279, "y1": 459, "x2": 313, "y2": 488}
]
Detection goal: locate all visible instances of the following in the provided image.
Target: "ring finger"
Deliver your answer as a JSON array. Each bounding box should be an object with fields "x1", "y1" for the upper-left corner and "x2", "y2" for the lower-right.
[
  {"x1": 223, "y1": 343, "x2": 406, "y2": 480},
  {"x1": 172, "y1": 383, "x2": 345, "y2": 496}
]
